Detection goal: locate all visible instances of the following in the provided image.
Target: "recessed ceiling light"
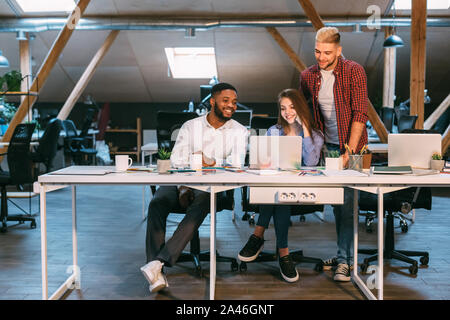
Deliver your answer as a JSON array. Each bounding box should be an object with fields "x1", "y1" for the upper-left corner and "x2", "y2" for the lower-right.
[{"x1": 14, "y1": 0, "x2": 76, "y2": 13}]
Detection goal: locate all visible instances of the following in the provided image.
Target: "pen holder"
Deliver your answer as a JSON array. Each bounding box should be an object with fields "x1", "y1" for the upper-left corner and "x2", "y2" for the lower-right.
[
  {"x1": 362, "y1": 153, "x2": 372, "y2": 169},
  {"x1": 348, "y1": 155, "x2": 363, "y2": 171}
]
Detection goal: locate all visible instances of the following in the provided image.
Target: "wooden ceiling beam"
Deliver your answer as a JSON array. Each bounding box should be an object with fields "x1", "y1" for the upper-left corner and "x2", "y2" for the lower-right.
[
  {"x1": 57, "y1": 30, "x2": 120, "y2": 120},
  {"x1": 424, "y1": 93, "x2": 450, "y2": 130},
  {"x1": 0, "y1": 0, "x2": 91, "y2": 160},
  {"x1": 410, "y1": 0, "x2": 427, "y2": 129},
  {"x1": 297, "y1": 0, "x2": 325, "y2": 30}
]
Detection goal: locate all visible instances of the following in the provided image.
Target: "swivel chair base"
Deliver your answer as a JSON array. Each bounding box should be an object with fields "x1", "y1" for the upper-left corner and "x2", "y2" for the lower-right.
[
  {"x1": 359, "y1": 211, "x2": 429, "y2": 275},
  {"x1": 176, "y1": 229, "x2": 239, "y2": 276}
]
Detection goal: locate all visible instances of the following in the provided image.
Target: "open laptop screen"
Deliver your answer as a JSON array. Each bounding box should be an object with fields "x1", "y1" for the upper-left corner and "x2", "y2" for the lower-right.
[
  {"x1": 249, "y1": 136, "x2": 302, "y2": 170},
  {"x1": 388, "y1": 133, "x2": 441, "y2": 169}
]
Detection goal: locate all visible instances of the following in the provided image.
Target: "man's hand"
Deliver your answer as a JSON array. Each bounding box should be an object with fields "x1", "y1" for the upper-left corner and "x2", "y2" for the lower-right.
[
  {"x1": 202, "y1": 153, "x2": 216, "y2": 167},
  {"x1": 342, "y1": 152, "x2": 349, "y2": 168},
  {"x1": 178, "y1": 186, "x2": 194, "y2": 209}
]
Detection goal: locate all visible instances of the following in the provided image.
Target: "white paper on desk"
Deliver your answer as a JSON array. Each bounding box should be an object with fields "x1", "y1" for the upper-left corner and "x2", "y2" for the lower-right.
[
  {"x1": 409, "y1": 169, "x2": 440, "y2": 176},
  {"x1": 246, "y1": 169, "x2": 280, "y2": 175},
  {"x1": 321, "y1": 169, "x2": 368, "y2": 177},
  {"x1": 50, "y1": 167, "x2": 113, "y2": 175}
]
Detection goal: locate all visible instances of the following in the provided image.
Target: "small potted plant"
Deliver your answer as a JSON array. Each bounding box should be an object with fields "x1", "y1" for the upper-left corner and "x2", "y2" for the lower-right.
[
  {"x1": 157, "y1": 148, "x2": 172, "y2": 173},
  {"x1": 4, "y1": 70, "x2": 22, "y2": 92},
  {"x1": 430, "y1": 152, "x2": 445, "y2": 171},
  {"x1": 325, "y1": 150, "x2": 343, "y2": 170}
]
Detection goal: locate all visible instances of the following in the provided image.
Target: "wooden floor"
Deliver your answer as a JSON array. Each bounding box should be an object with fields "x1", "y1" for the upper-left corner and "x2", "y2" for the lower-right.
[{"x1": 0, "y1": 185, "x2": 449, "y2": 300}]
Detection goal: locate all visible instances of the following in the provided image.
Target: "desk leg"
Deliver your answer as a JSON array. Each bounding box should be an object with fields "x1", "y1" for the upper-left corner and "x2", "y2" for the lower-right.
[
  {"x1": 209, "y1": 187, "x2": 216, "y2": 300},
  {"x1": 72, "y1": 186, "x2": 80, "y2": 289},
  {"x1": 377, "y1": 188, "x2": 384, "y2": 300},
  {"x1": 40, "y1": 184, "x2": 48, "y2": 300}
]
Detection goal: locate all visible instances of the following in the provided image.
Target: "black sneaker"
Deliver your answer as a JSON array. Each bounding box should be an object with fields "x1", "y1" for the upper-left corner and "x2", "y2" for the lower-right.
[
  {"x1": 323, "y1": 257, "x2": 338, "y2": 271},
  {"x1": 238, "y1": 235, "x2": 264, "y2": 262},
  {"x1": 333, "y1": 263, "x2": 351, "y2": 282},
  {"x1": 279, "y1": 254, "x2": 299, "y2": 283}
]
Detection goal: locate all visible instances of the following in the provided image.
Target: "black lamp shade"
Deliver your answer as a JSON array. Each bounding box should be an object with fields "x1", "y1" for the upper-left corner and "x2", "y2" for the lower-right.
[{"x1": 383, "y1": 34, "x2": 404, "y2": 48}]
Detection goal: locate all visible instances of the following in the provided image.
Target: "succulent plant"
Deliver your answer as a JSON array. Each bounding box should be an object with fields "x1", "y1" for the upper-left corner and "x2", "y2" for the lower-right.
[
  {"x1": 157, "y1": 148, "x2": 172, "y2": 160},
  {"x1": 326, "y1": 150, "x2": 341, "y2": 158},
  {"x1": 432, "y1": 152, "x2": 443, "y2": 160}
]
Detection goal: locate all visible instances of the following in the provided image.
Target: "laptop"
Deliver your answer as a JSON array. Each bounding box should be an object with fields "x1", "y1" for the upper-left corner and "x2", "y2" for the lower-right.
[
  {"x1": 249, "y1": 136, "x2": 302, "y2": 170},
  {"x1": 388, "y1": 133, "x2": 442, "y2": 169}
]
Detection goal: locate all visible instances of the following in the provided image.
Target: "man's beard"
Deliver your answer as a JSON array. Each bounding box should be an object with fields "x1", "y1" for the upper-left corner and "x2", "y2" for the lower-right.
[
  {"x1": 320, "y1": 56, "x2": 337, "y2": 70},
  {"x1": 213, "y1": 104, "x2": 232, "y2": 122}
]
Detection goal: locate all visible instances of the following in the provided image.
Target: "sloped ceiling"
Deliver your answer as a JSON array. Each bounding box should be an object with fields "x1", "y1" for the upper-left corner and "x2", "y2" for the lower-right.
[{"x1": 0, "y1": 0, "x2": 449, "y2": 110}]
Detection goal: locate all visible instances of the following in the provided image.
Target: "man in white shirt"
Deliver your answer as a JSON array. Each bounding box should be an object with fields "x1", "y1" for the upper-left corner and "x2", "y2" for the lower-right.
[{"x1": 140, "y1": 83, "x2": 248, "y2": 293}]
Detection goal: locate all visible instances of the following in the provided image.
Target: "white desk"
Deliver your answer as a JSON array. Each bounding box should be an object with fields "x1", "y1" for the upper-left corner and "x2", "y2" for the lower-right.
[{"x1": 37, "y1": 166, "x2": 450, "y2": 300}]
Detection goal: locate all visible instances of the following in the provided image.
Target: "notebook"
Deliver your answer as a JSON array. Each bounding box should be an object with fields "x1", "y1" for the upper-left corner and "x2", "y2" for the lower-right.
[
  {"x1": 388, "y1": 133, "x2": 442, "y2": 169},
  {"x1": 372, "y1": 166, "x2": 413, "y2": 174},
  {"x1": 50, "y1": 167, "x2": 113, "y2": 175},
  {"x1": 249, "y1": 136, "x2": 302, "y2": 170}
]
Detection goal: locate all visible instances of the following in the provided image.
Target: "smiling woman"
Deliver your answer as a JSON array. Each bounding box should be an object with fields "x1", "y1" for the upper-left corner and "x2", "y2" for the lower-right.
[{"x1": 14, "y1": 0, "x2": 76, "y2": 13}]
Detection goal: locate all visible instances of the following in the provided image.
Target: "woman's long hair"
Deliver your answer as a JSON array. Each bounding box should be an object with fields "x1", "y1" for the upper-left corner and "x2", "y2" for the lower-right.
[{"x1": 277, "y1": 88, "x2": 318, "y2": 139}]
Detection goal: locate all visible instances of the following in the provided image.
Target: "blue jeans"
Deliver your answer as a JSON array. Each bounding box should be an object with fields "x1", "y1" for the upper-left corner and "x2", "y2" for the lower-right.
[
  {"x1": 325, "y1": 143, "x2": 354, "y2": 265},
  {"x1": 256, "y1": 205, "x2": 291, "y2": 249}
]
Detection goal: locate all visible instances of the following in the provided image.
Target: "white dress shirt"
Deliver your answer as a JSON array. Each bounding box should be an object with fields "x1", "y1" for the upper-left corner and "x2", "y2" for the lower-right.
[{"x1": 170, "y1": 114, "x2": 249, "y2": 168}]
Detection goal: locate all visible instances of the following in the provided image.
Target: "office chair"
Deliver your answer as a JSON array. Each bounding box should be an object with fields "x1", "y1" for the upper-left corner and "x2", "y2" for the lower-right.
[
  {"x1": 238, "y1": 204, "x2": 325, "y2": 273},
  {"x1": 359, "y1": 129, "x2": 437, "y2": 275},
  {"x1": 398, "y1": 115, "x2": 418, "y2": 133},
  {"x1": 62, "y1": 120, "x2": 97, "y2": 165},
  {"x1": 30, "y1": 118, "x2": 62, "y2": 174},
  {"x1": 358, "y1": 187, "x2": 431, "y2": 275},
  {"x1": 174, "y1": 189, "x2": 239, "y2": 275},
  {"x1": 242, "y1": 116, "x2": 278, "y2": 223},
  {"x1": 151, "y1": 111, "x2": 238, "y2": 274},
  {"x1": 156, "y1": 111, "x2": 198, "y2": 150},
  {"x1": 380, "y1": 107, "x2": 394, "y2": 132},
  {"x1": 0, "y1": 123, "x2": 37, "y2": 232}
]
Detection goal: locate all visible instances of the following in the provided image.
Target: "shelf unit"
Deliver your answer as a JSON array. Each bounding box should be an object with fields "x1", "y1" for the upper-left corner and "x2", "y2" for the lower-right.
[{"x1": 105, "y1": 117, "x2": 142, "y2": 162}]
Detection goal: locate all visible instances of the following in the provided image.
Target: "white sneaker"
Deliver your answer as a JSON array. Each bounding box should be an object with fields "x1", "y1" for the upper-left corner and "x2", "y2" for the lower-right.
[{"x1": 140, "y1": 260, "x2": 168, "y2": 293}]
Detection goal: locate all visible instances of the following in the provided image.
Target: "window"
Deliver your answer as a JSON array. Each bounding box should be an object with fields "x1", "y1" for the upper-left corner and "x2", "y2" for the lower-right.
[
  {"x1": 165, "y1": 47, "x2": 218, "y2": 79},
  {"x1": 14, "y1": 0, "x2": 76, "y2": 13},
  {"x1": 393, "y1": 0, "x2": 449, "y2": 10}
]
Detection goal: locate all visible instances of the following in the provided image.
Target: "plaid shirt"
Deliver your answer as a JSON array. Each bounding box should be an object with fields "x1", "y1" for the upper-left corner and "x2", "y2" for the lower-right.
[{"x1": 300, "y1": 56, "x2": 368, "y2": 153}]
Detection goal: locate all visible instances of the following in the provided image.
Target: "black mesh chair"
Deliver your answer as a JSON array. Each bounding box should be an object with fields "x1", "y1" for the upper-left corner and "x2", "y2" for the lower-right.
[
  {"x1": 62, "y1": 120, "x2": 97, "y2": 165},
  {"x1": 398, "y1": 115, "x2": 418, "y2": 133},
  {"x1": 358, "y1": 129, "x2": 436, "y2": 275},
  {"x1": 31, "y1": 118, "x2": 62, "y2": 174},
  {"x1": 380, "y1": 107, "x2": 395, "y2": 132},
  {"x1": 152, "y1": 111, "x2": 238, "y2": 274},
  {"x1": 0, "y1": 123, "x2": 37, "y2": 232},
  {"x1": 175, "y1": 190, "x2": 239, "y2": 275},
  {"x1": 156, "y1": 111, "x2": 198, "y2": 150}
]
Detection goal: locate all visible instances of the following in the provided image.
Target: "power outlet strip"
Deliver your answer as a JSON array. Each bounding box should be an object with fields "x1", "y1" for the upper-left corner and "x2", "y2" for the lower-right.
[{"x1": 249, "y1": 187, "x2": 344, "y2": 204}]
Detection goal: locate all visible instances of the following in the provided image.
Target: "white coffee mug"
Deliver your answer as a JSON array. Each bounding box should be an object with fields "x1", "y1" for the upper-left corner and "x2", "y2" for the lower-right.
[
  {"x1": 190, "y1": 153, "x2": 203, "y2": 170},
  {"x1": 115, "y1": 155, "x2": 133, "y2": 172}
]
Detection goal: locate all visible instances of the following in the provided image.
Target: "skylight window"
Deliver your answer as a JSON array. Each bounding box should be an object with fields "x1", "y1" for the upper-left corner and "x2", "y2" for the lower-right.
[
  {"x1": 393, "y1": 0, "x2": 449, "y2": 10},
  {"x1": 165, "y1": 47, "x2": 218, "y2": 79},
  {"x1": 14, "y1": 0, "x2": 76, "y2": 13}
]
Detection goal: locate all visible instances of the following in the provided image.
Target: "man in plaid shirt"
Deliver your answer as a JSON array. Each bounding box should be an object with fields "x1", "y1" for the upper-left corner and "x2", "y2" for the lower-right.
[{"x1": 300, "y1": 27, "x2": 368, "y2": 282}]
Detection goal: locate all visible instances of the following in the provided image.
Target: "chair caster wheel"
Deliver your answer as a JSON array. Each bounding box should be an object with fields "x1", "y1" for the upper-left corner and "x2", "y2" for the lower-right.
[
  {"x1": 300, "y1": 215, "x2": 306, "y2": 222},
  {"x1": 314, "y1": 263, "x2": 323, "y2": 272},
  {"x1": 242, "y1": 213, "x2": 250, "y2": 221},
  {"x1": 248, "y1": 218, "x2": 255, "y2": 225},
  {"x1": 409, "y1": 263, "x2": 418, "y2": 275},
  {"x1": 231, "y1": 261, "x2": 239, "y2": 272},
  {"x1": 400, "y1": 221, "x2": 408, "y2": 233},
  {"x1": 365, "y1": 217, "x2": 373, "y2": 233},
  {"x1": 360, "y1": 262, "x2": 369, "y2": 274},
  {"x1": 239, "y1": 262, "x2": 247, "y2": 272},
  {"x1": 30, "y1": 221, "x2": 36, "y2": 229},
  {"x1": 420, "y1": 255, "x2": 429, "y2": 266}
]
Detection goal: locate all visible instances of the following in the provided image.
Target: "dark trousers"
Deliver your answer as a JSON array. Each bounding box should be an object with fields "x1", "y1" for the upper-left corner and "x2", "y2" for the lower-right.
[{"x1": 146, "y1": 186, "x2": 212, "y2": 267}]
